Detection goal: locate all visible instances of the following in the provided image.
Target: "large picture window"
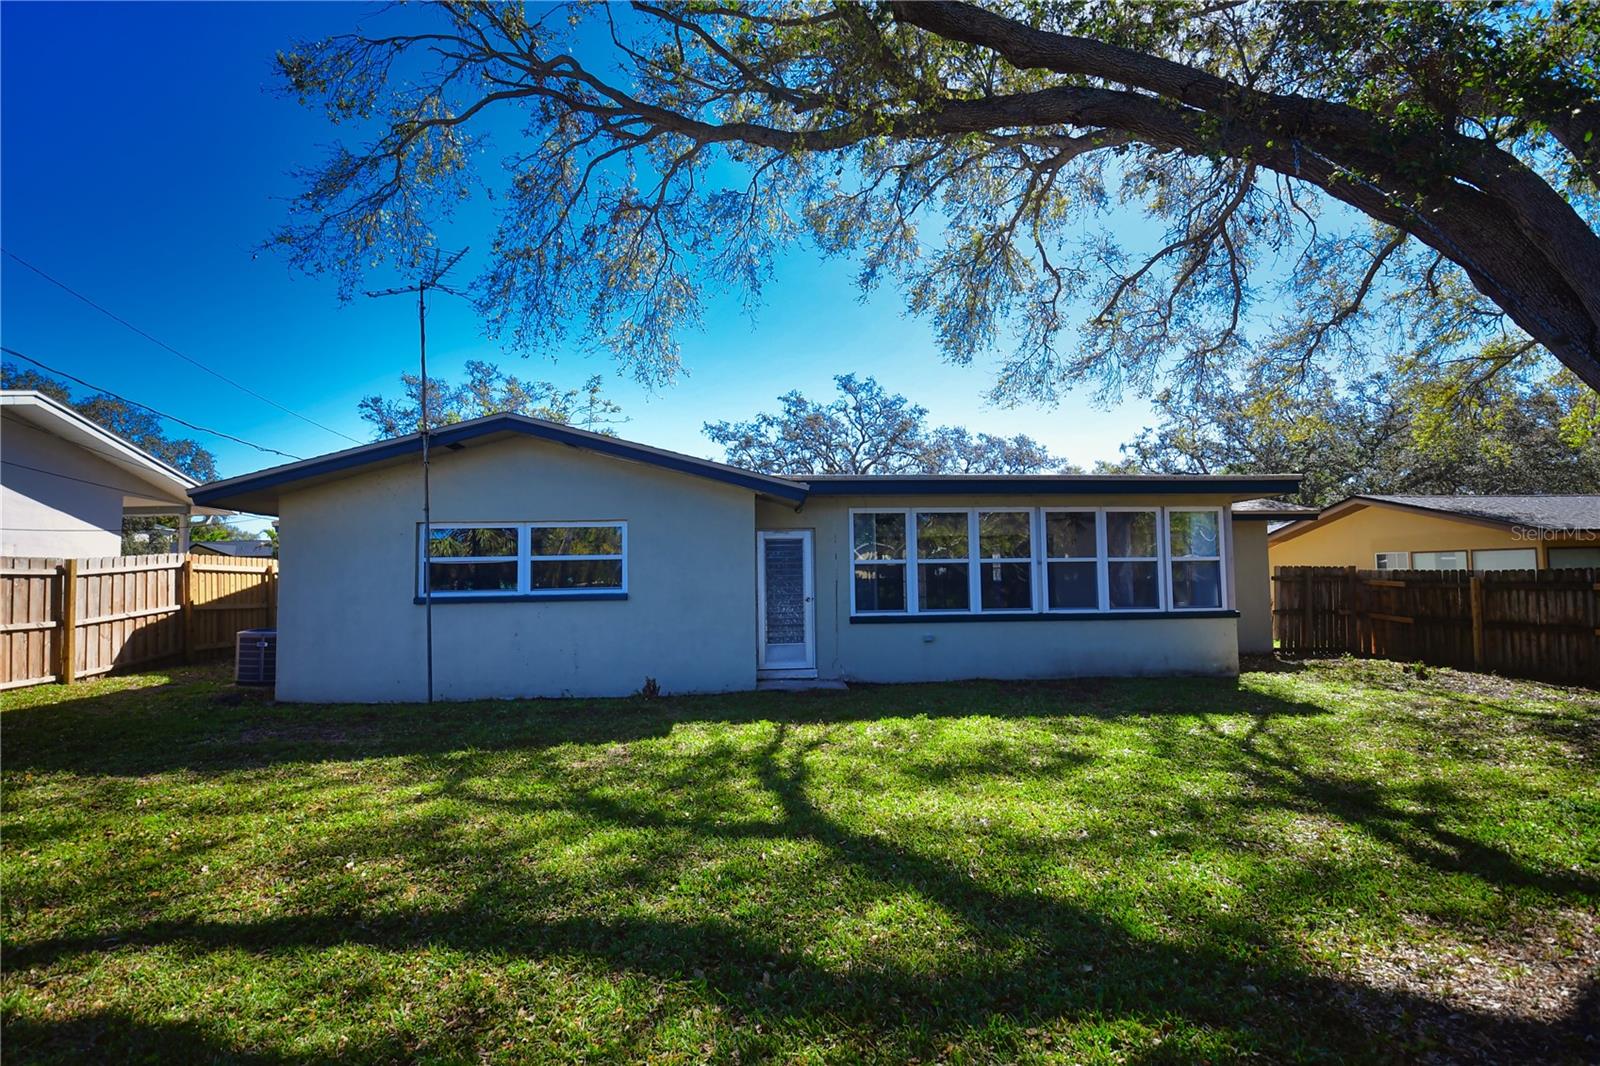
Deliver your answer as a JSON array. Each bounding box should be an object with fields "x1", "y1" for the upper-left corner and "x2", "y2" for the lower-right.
[
  {"x1": 419, "y1": 521, "x2": 626, "y2": 598},
  {"x1": 1413, "y1": 550, "x2": 1467, "y2": 570},
  {"x1": 849, "y1": 505, "x2": 1232, "y2": 618}
]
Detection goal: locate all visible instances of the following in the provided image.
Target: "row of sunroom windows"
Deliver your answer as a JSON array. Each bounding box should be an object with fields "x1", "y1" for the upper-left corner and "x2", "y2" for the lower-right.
[{"x1": 850, "y1": 507, "x2": 1227, "y2": 616}]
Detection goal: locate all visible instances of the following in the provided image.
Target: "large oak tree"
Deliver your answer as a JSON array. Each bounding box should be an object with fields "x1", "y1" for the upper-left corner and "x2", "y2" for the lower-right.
[
  {"x1": 274, "y1": 1, "x2": 1600, "y2": 401},
  {"x1": 704, "y1": 373, "x2": 1068, "y2": 473}
]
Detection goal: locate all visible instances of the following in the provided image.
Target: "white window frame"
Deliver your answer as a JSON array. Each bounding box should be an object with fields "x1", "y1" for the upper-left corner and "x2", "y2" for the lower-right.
[
  {"x1": 528, "y1": 521, "x2": 628, "y2": 596},
  {"x1": 1041, "y1": 508, "x2": 1106, "y2": 613},
  {"x1": 1374, "y1": 551, "x2": 1410, "y2": 571},
  {"x1": 847, "y1": 505, "x2": 1234, "y2": 618},
  {"x1": 849, "y1": 508, "x2": 912, "y2": 615},
  {"x1": 1104, "y1": 507, "x2": 1166, "y2": 612},
  {"x1": 913, "y1": 509, "x2": 974, "y2": 615},
  {"x1": 974, "y1": 508, "x2": 1038, "y2": 613},
  {"x1": 1165, "y1": 507, "x2": 1227, "y2": 613},
  {"x1": 418, "y1": 523, "x2": 525, "y2": 599},
  {"x1": 418, "y1": 521, "x2": 627, "y2": 598}
]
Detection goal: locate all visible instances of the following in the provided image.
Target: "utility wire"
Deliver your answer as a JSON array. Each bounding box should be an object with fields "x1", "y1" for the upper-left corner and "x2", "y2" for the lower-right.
[
  {"x1": 1, "y1": 346, "x2": 303, "y2": 461},
  {"x1": 2, "y1": 248, "x2": 364, "y2": 445},
  {"x1": 1, "y1": 459, "x2": 169, "y2": 496}
]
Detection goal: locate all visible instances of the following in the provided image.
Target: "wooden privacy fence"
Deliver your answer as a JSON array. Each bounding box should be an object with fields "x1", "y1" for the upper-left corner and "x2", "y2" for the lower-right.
[
  {"x1": 0, "y1": 554, "x2": 277, "y2": 691},
  {"x1": 1273, "y1": 565, "x2": 1599, "y2": 686}
]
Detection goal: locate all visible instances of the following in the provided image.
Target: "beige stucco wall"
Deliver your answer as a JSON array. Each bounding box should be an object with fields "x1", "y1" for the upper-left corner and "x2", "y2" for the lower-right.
[
  {"x1": 1232, "y1": 520, "x2": 1273, "y2": 654},
  {"x1": 1, "y1": 417, "x2": 127, "y2": 557},
  {"x1": 755, "y1": 494, "x2": 1244, "y2": 681},
  {"x1": 1268, "y1": 503, "x2": 1598, "y2": 570},
  {"x1": 276, "y1": 435, "x2": 758, "y2": 701}
]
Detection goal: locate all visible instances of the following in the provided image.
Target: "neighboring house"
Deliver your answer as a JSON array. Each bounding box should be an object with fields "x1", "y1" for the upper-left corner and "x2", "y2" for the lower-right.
[
  {"x1": 1269, "y1": 494, "x2": 1600, "y2": 572},
  {"x1": 191, "y1": 539, "x2": 275, "y2": 559},
  {"x1": 191, "y1": 413, "x2": 1301, "y2": 701},
  {"x1": 1, "y1": 390, "x2": 217, "y2": 557}
]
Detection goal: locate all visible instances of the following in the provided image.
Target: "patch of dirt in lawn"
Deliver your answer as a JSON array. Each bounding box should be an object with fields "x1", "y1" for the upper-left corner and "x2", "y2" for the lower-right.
[
  {"x1": 1329, "y1": 908, "x2": 1599, "y2": 1061},
  {"x1": 1322, "y1": 657, "x2": 1598, "y2": 704},
  {"x1": 1239, "y1": 653, "x2": 1309, "y2": 674}
]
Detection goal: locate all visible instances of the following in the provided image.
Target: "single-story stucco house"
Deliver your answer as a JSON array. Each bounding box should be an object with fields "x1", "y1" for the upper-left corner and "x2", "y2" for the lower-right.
[
  {"x1": 1, "y1": 389, "x2": 221, "y2": 557},
  {"x1": 190, "y1": 414, "x2": 1301, "y2": 701}
]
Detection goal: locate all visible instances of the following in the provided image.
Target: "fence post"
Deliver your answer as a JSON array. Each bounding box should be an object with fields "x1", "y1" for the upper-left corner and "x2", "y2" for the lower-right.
[
  {"x1": 1344, "y1": 567, "x2": 1358, "y2": 652},
  {"x1": 1302, "y1": 569, "x2": 1314, "y2": 652},
  {"x1": 264, "y1": 562, "x2": 278, "y2": 629},
  {"x1": 59, "y1": 559, "x2": 78, "y2": 685},
  {"x1": 1469, "y1": 574, "x2": 1485, "y2": 670},
  {"x1": 181, "y1": 555, "x2": 195, "y2": 662}
]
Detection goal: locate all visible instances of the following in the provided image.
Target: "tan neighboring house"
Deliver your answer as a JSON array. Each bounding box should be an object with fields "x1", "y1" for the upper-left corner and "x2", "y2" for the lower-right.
[
  {"x1": 1269, "y1": 495, "x2": 1600, "y2": 572},
  {"x1": 191, "y1": 412, "x2": 1302, "y2": 701}
]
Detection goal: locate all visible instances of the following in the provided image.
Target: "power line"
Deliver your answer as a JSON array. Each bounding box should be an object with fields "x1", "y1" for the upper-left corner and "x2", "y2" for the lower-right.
[
  {"x1": 2, "y1": 346, "x2": 303, "y2": 461},
  {"x1": 2, "y1": 248, "x2": 364, "y2": 445},
  {"x1": 1, "y1": 459, "x2": 169, "y2": 496}
]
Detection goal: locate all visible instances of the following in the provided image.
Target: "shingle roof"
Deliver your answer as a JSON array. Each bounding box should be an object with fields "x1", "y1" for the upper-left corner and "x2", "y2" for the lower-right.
[
  {"x1": 192, "y1": 539, "x2": 275, "y2": 558},
  {"x1": 1359, "y1": 495, "x2": 1600, "y2": 531},
  {"x1": 1231, "y1": 497, "x2": 1319, "y2": 518},
  {"x1": 189, "y1": 412, "x2": 1303, "y2": 516}
]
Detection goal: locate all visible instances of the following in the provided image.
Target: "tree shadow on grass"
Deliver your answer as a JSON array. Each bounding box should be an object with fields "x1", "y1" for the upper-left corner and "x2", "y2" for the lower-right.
[
  {"x1": 7, "y1": 712, "x2": 1597, "y2": 1063},
  {"x1": 1215, "y1": 713, "x2": 1600, "y2": 900},
  {"x1": 4, "y1": 1013, "x2": 307, "y2": 1066},
  {"x1": 0, "y1": 669, "x2": 1319, "y2": 778}
]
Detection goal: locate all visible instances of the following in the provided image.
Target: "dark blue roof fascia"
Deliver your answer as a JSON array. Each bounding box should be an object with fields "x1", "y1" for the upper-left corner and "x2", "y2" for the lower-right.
[
  {"x1": 191, "y1": 414, "x2": 1300, "y2": 513},
  {"x1": 802, "y1": 476, "x2": 1301, "y2": 497}
]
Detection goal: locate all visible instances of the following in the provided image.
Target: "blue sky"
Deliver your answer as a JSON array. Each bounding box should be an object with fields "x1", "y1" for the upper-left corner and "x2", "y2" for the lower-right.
[{"x1": 1, "y1": 1, "x2": 1157, "y2": 527}]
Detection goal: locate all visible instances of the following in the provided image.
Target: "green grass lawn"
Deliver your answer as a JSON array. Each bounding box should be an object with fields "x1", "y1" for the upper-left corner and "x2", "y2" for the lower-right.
[{"x1": 2, "y1": 659, "x2": 1596, "y2": 1063}]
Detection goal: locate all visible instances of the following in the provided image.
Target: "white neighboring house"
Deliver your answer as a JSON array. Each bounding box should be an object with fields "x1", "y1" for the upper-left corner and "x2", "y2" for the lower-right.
[{"x1": 0, "y1": 390, "x2": 218, "y2": 557}]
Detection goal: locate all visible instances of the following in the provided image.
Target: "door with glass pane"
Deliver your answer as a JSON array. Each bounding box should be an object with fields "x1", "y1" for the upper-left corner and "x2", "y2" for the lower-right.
[{"x1": 757, "y1": 530, "x2": 816, "y2": 677}]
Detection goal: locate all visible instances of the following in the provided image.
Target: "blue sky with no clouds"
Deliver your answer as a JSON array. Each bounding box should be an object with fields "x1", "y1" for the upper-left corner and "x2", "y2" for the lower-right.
[{"x1": 1, "y1": 1, "x2": 1158, "y2": 518}]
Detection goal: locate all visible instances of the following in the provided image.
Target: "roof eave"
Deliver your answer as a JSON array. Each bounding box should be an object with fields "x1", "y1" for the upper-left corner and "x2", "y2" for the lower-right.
[
  {"x1": 190, "y1": 414, "x2": 808, "y2": 514},
  {"x1": 801, "y1": 475, "x2": 1302, "y2": 497}
]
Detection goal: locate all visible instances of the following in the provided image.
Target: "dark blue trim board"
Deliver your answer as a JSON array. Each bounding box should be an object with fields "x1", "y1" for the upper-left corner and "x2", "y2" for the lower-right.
[
  {"x1": 849, "y1": 610, "x2": 1240, "y2": 624},
  {"x1": 804, "y1": 477, "x2": 1301, "y2": 497},
  {"x1": 414, "y1": 592, "x2": 629, "y2": 605}
]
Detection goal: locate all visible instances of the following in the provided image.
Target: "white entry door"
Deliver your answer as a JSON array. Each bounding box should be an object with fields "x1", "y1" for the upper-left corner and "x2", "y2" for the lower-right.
[{"x1": 757, "y1": 530, "x2": 816, "y2": 677}]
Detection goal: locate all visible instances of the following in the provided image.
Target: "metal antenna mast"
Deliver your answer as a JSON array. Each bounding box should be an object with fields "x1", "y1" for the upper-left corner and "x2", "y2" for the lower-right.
[{"x1": 366, "y1": 247, "x2": 469, "y2": 705}]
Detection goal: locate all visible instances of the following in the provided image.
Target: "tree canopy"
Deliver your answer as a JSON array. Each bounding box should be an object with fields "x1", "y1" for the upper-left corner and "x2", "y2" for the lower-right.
[
  {"x1": 2, "y1": 365, "x2": 226, "y2": 556},
  {"x1": 0, "y1": 366, "x2": 219, "y2": 482},
  {"x1": 359, "y1": 359, "x2": 623, "y2": 438},
  {"x1": 704, "y1": 374, "x2": 1068, "y2": 474},
  {"x1": 1119, "y1": 361, "x2": 1600, "y2": 506},
  {"x1": 274, "y1": 1, "x2": 1599, "y2": 406}
]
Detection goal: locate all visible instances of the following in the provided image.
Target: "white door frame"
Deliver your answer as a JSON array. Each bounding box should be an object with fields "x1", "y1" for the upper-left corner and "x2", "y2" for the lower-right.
[{"x1": 756, "y1": 529, "x2": 816, "y2": 678}]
